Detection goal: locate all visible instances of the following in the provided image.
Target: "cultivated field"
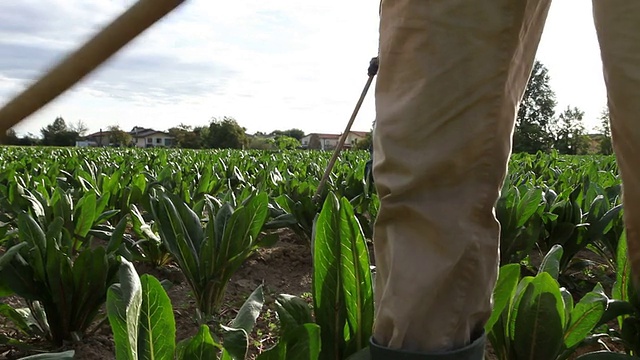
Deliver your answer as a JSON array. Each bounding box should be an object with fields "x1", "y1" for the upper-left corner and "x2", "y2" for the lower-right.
[{"x1": 0, "y1": 147, "x2": 634, "y2": 359}]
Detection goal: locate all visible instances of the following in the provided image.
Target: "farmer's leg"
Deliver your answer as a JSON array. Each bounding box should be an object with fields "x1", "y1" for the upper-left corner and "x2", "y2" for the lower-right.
[
  {"x1": 592, "y1": 2, "x2": 640, "y2": 287},
  {"x1": 371, "y1": 0, "x2": 551, "y2": 356}
]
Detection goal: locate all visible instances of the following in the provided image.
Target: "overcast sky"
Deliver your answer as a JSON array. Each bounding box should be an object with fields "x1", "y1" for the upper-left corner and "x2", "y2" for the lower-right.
[{"x1": 0, "y1": 1, "x2": 608, "y2": 137}]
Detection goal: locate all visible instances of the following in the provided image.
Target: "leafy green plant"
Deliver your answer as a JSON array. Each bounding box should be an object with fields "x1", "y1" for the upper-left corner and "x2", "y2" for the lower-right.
[
  {"x1": 257, "y1": 294, "x2": 321, "y2": 359},
  {"x1": 583, "y1": 232, "x2": 640, "y2": 356},
  {"x1": 273, "y1": 192, "x2": 319, "y2": 243},
  {"x1": 256, "y1": 192, "x2": 373, "y2": 360},
  {"x1": 148, "y1": 188, "x2": 277, "y2": 322},
  {"x1": 540, "y1": 184, "x2": 623, "y2": 273},
  {"x1": 496, "y1": 182, "x2": 545, "y2": 265},
  {"x1": 107, "y1": 258, "x2": 266, "y2": 360},
  {"x1": 486, "y1": 245, "x2": 610, "y2": 360},
  {"x1": 311, "y1": 192, "x2": 374, "y2": 360},
  {"x1": 122, "y1": 204, "x2": 172, "y2": 267},
  {"x1": 0, "y1": 212, "x2": 122, "y2": 345}
]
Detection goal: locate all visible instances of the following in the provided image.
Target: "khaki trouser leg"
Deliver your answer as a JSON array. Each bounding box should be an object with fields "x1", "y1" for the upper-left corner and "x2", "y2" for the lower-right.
[
  {"x1": 371, "y1": 0, "x2": 551, "y2": 353},
  {"x1": 592, "y1": 2, "x2": 640, "y2": 287}
]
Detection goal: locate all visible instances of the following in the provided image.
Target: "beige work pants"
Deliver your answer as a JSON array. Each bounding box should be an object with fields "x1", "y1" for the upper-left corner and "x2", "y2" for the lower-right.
[{"x1": 371, "y1": 0, "x2": 640, "y2": 354}]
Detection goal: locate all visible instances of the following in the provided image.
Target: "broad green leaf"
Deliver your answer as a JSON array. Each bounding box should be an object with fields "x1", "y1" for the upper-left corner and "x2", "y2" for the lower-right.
[
  {"x1": 68, "y1": 248, "x2": 110, "y2": 338},
  {"x1": 107, "y1": 216, "x2": 129, "y2": 254},
  {"x1": 221, "y1": 326, "x2": 248, "y2": 360},
  {"x1": 218, "y1": 285, "x2": 265, "y2": 360},
  {"x1": 516, "y1": 188, "x2": 543, "y2": 227},
  {"x1": 137, "y1": 274, "x2": 176, "y2": 360},
  {"x1": 313, "y1": 193, "x2": 345, "y2": 360},
  {"x1": 0, "y1": 260, "x2": 40, "y2": 303},
  {"x1": 151, "y1": 193, "x2": 200, "y2": 297},
  {"x1": 23, "y1": 190, "x2": 46, "y2": 225},
  {"x1": 286, "y1": 323, "x2": 322, "y2": 360},
  {"x1": 564, "y1": 286, "x2": 608, "y2": 348},
  {"x1": 508, "y1": 276, "x2": 535, "y2": 339},
  {"x1": 613, "y1": 232, "x2": 630, "y2": 328},
  {"x1": 513, "y1": 272, "x2": 565, "y2": 360},
  {"x1": 75, "y1": 191, "x2": 97, "y2": 237},
  {"x1": 597, "y1": 300, "x2": 635, "y2": 328},
  {"x1": 95, "y1": 209, "x2": 120, "y2": 224},
  {"x1": 275, "y1": 294, "x2": 314, "y2": 339},
  {"x1": 181, "y1": 325, "x2": 220, "y2": 359},
  {"x1": 44, "y1": 233, "x2": 72, "y2": 341},
  {"x1": 589, "y1": 204, "x2": 623, "y2": 242},
  {"x1": 107, "y1": 259, "x2": 142, "y2": 360},
  {"x1": 256, "y1": 323, "x2": 321, "y2": 360},
  {"x1": 338, "y1": 196, "x2": 373, "y2": 355},
  {"x1": 168, "y1": 192, "x2": 205, "y2": 251},
  {"x1": 0, "y1": 242, "x2": 28, "y2": 269},
  {"x1": 230, "y1": 284, "x2": 264, "y2": 333},
  {"x1": 96, "y1": 193, "x2": 111, "y2": 218},
  {"x1": 243, "y1": 192, "x2": 270, "y2": 242},
  {"x1": 45, "y1": 217, "x2": 64, "y2": 246},
  {"x1": 17, "y1": 214, "x2": 46, "y2": 280},
  {"x1": 538, "y1": 244, "x2": 563, "y2": 280},
  {"x1": 485, "y1": 264, "x2": 521, "y2": 333},
  {"x1": 0, "y1": 303, "x2": 32, "y2": 335},
  {"x1": 219, "y1": 207, "x2": 251, "y2": 267},
  {"x1": 560, "y1": 287, "x2": 573, "y2": 329}
]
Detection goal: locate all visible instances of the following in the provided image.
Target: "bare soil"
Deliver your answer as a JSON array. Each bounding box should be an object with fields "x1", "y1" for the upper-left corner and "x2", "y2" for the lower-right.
[
  {"x1": 0, "y1": 229, "x2": 312, "y2": 360},
  {"x1": 0, "y1": 231, "x2": 629, "y2": 359}
]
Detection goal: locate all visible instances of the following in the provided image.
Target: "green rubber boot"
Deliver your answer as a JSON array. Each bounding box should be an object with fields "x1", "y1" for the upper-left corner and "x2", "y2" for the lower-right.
[{"x1": 348, "y1": 333, "x2": 486, "y2": 360}]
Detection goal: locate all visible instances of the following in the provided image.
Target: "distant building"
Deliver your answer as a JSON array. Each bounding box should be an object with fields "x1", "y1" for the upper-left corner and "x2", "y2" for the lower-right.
[
  {"x1": 80, "y1": 130, "x2": 113, "y2": 147},
  {"x1": 343, "y1": 131, "x2": 368, "y2": 148},
  {"x1": 76, "y1": 126, "x2": 175, "y2": 148},
  {"x1": 75, "y1": 140, "x2": 97, "y2": 147},
  {"x1": 300, "y1": 131, "x2": 368, "y2": 150},
  {"x1": 129, "y1": 126, "x2": 174, "y2": 148}
]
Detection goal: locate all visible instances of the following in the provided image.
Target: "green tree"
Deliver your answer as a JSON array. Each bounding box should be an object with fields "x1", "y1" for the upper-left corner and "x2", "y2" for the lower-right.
[
  {"x1": 11, "y1": 132, "x2": 40, "y2": 146},
  {"x1": 107, "y1": 125, "x2": 132, "y2": 147},
  {"x1": 355, "y1": 132, "x2": 372, "y2": 150},
  {"x1": 205, "y1": 117, "x2": 248, "y2": 149},
  {"x1": 551, "y1": 106, "x2": 589, "y2": 155},
  {"x1": 283, "y1": 129, "x2": 305, "y2": 141},
  {"x1": 355, "y1": 121, "x2": 375, "y2": 151},
  {"x1": 270, "y1": 129, "x2": 305, "y2": 141},
  {"x1": 168, "y1": 124, "x2": 205, "y2": 149},
  {"x1": 307, "y1": 134, "x2": 322, "y2": 150},
  {"x1": 40, "y1": 117, "x2": 79, "y2": 146},
  {"x1": 248, "y1": 137, "x2": 276, "y2": 150},
  {"x1": 597, "y1": 108, "x2": 613, "y2": 155},
  {"x1": 3, "y1": 129, "x2": 20, "y2": 145},
  {"x1": 513, "y1": 61, "x2": 557, "y2": 153},
  {"x1": 274, "y1": 135, "x2": 301, "y2": 150}
]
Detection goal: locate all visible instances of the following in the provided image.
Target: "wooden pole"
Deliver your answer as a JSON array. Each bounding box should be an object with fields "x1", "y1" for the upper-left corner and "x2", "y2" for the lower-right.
[
  {"x1": 0, "y1": 0, "x2": 187, "y2": 139},
  {"x1": 313, "y1": 74, "x2": 374, "y2": 203}
]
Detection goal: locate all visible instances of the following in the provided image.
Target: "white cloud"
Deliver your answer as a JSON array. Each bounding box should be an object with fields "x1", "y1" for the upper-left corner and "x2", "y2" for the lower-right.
[{"x1": 0, "y1": 1, "x2": 608, "y2": 137}]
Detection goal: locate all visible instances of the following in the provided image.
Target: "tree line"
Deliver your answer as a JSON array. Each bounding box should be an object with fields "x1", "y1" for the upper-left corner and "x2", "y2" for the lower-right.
[
  {"x1": 3, "y1": 116, "x2": 308, "y2": 150},
  {"x1": 513, "y1": 60, "x2": 612, "y2": 155},
  {"x1": 3, "y1": 60, "x2": 614, "y2": 155}
]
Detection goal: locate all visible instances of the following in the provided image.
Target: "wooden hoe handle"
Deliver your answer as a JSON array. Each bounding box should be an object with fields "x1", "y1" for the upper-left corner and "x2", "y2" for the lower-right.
[{"x1": 0, "y1": 0, "x2": 187, "y2": 138}]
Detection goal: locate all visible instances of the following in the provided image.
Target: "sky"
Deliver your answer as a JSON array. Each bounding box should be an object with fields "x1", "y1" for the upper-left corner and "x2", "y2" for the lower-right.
[{"x1": 0, "y1": 1, "x2": 609, "y2": 137}]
